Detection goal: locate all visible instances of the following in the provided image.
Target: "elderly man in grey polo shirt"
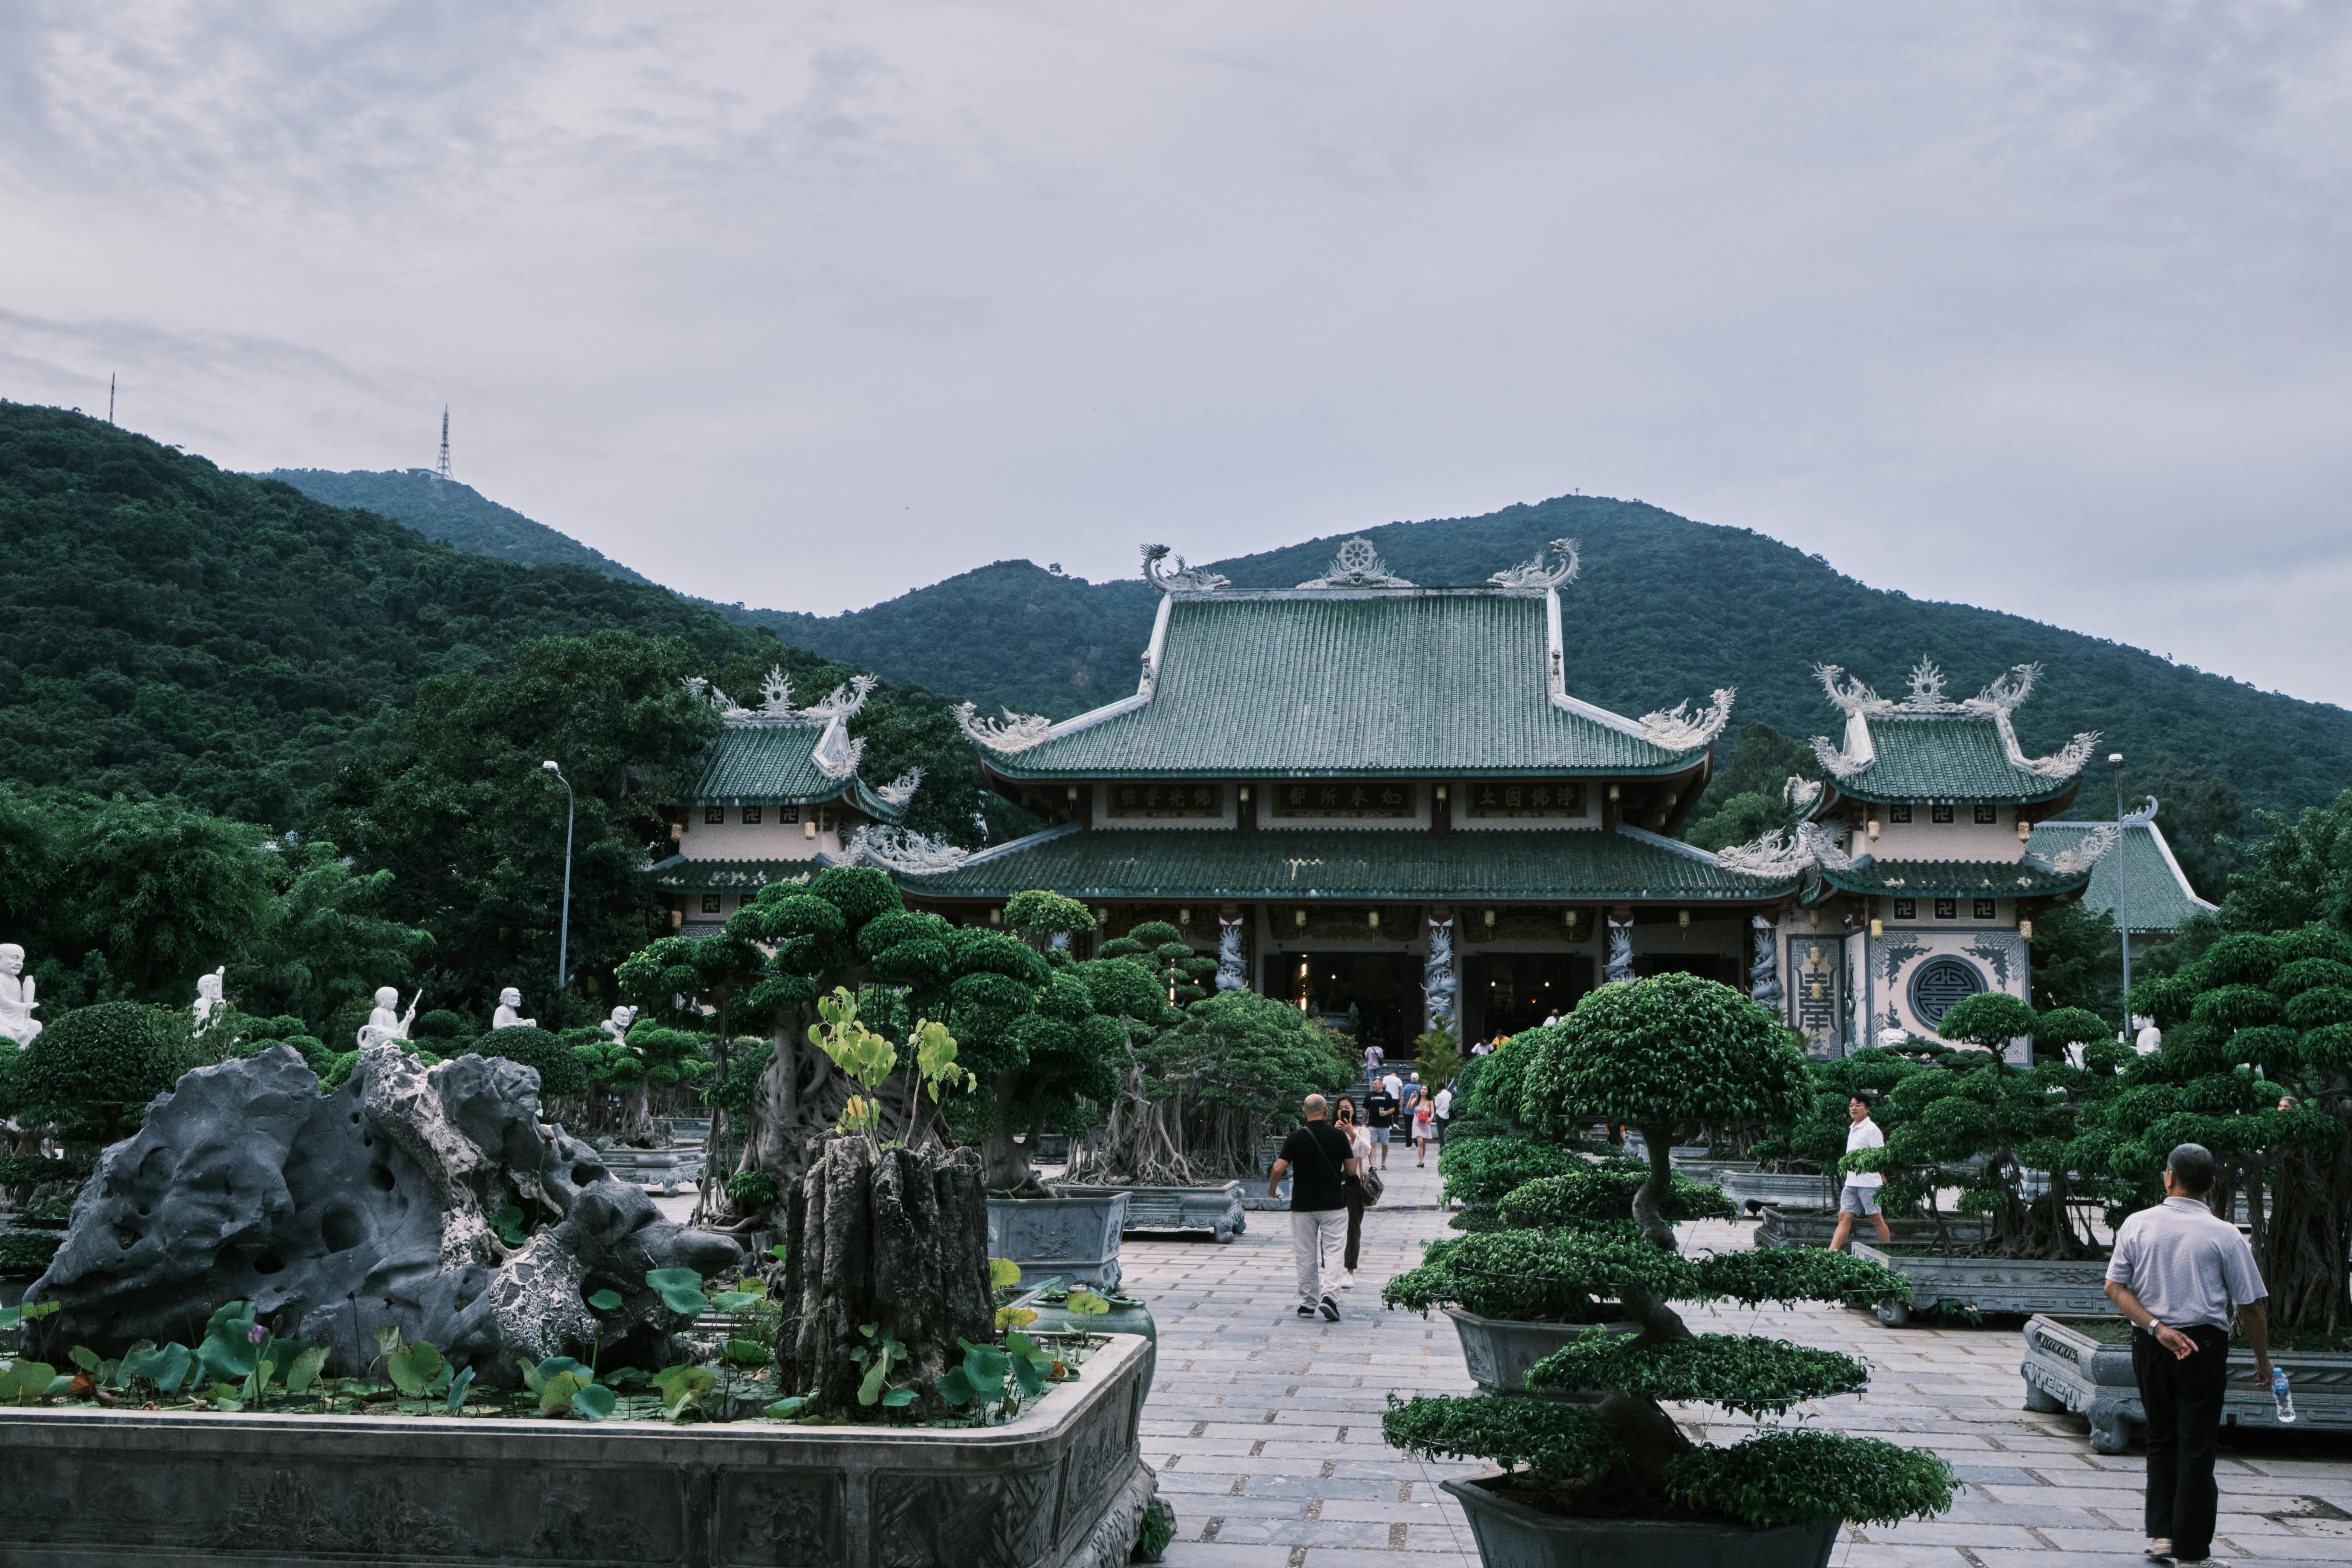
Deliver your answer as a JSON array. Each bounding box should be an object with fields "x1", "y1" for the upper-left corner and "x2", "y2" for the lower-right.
[{"x1": 2102, "y1": 1143, "x2": 2272, "y2": 1568}]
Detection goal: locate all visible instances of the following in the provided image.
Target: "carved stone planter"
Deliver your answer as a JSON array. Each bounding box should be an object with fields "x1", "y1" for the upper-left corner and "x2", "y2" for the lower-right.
[
  {"x1": 2018, "y1": 1314, "x2": 2352, "y2": 1454},
  {"x1": 1055, "y1": 1182, "x2": 1245, "y2": 1242},
  {"x1": 1717, "y1": 1170, "x2": 1837, "y2": 1215},
  {"x1": 988, "y1": 1193, "x2": 1130, "y2": 1292},
  {"x1": 0, "y1": 1333, "x2": 1158, "y2": 1568},
  {"x1": 1755, "y1": 1206, "x2": 1991, "y2": 1251},
  {"x1": 1442, "y1": 1475, "x2": 1841, "y2": 1568},
  {"x1": 1446, "y1": 1308, "x2": 1636, "y2": 1395},
  {"x1": 1852, "y1": 1242, "x2": 2113, "y2": 1326}
]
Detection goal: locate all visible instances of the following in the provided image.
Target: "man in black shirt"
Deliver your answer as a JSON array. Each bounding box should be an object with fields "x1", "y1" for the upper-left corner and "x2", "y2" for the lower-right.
[
  {"x1": 1363, "y1": 1086, "x2": 1400, "y2": 1170},
  {"x1": 1269, "y1": 1094, "x2": 1360, "y2": 1320}
]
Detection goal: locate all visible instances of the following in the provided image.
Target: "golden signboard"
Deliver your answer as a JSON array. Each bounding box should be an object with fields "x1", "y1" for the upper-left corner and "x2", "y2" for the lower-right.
[
  {"x1": 1268, "y1": 781, "x2": 1415, "y2": 819},
  {"x1": 1106, "y1": 782, "x2": 1222, "y2": 819},
  {"x1": 1463, "y1": 780, "x2": 1585, "y2": 818}
]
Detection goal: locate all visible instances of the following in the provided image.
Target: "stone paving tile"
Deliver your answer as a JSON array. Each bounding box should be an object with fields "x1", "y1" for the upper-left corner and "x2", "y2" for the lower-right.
[{"x1": 1116, "y1": 1162, "x2": 2352, "y2": 1562}]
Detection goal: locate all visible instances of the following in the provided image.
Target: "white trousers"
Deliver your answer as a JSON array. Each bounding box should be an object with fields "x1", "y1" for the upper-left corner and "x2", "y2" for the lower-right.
[{"x1": 1290, "y1": 1208, "x2": 1349, "y2": 1304}]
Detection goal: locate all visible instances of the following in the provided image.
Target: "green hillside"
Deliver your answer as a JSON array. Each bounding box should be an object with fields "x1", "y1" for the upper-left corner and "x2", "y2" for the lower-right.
[
  {"x1": 0, "y1": 405, "x2": 766, "y2": 825},
  {"x1": 263, "y1": 467, "x2": 659, "y2": 587},
  {"x1": 730, "y1": 500, "x2": 2352, "y2": 824}
]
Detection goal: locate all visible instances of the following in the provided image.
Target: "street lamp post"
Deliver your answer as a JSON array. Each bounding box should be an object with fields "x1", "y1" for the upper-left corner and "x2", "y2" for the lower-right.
[
  {"x1": 2107, "y1": 752, "x2": 2129, "y2": 1018},
  {"x1": 543, "y1": 761, "x2": 575, "y2": 994}
]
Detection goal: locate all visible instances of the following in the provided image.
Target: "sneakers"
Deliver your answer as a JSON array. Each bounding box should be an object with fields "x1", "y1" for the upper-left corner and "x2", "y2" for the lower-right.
[
  {"x1": 2146, "y1": 1543, "x2": 2170, "y2": 1563},
  {"x1": 1318, "y1": 1295, "x2": 1340, "y2": 1321},
  {"x1": 1296, "y1": 1304, "x2": 1315, "y2": 1318},
  {"x1": 1341, "y1": 1272, "x2": 1356, "y2": 1290}
]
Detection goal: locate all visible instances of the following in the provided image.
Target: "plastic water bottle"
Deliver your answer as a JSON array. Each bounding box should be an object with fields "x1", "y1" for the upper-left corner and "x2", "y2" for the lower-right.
[{"x1": 2271, "y1": 1367, "x2": 2296, "y2": 1425}]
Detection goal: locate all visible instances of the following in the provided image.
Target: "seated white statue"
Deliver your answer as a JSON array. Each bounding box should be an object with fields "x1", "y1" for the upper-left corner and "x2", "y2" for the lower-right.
[
  {"x1": 355, "y1": 986, "x2": 420, "y2": 1051},
  {"x1": 192, "y1": 968, "x2": 227, "y2": 1031},
  {"x1": 491, "y1": 987, "x2": 536, "y2": 1031},
  {"x1": 2133, "y1": 1014, "x2": 2162, "y2": 1056},
  {"x1": 0, "y1": 943, "x2": 41, "y2": 1045},
  {"x1": 600, "y1": 1005, "x2": 637, "y2": 1043}
]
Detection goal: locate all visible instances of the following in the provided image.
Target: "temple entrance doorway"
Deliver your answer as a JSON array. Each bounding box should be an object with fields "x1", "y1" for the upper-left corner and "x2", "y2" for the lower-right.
[
  {"x1": 1462, "y1": 954, "x2": 1593, "y2": 1043},
  {"x1": 1260, "y1": 952, "x2": 1423, "y2": 1060}
]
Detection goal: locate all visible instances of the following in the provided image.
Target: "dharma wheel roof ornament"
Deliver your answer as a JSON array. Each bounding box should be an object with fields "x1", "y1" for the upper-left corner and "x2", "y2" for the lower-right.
[
  {"x1": 1141, "y1": 543, "x2": 1231, "y2": 594},
  {"x1": 1488, "y1": 538, "x2": 1580, "y2": 590},
  {"x1": 1296, "y1": 536, "x2": 1413, "y2": 589}
]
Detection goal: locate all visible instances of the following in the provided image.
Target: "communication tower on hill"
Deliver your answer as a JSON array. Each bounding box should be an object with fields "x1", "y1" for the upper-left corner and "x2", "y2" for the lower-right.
[{"x1": 436, "y1": 406, "x2": 453, "y2": 480}]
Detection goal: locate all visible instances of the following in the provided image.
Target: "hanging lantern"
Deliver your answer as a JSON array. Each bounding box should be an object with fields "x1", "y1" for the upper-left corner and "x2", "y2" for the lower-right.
[
  {"x1": 1869, "y1": 918, "x2": 1884, "y2": 940},
  {"x1": 1367, "y1": 910, "x2": 1381, "y2": 929},
  {"x1": 1295, "y1": 908, "x2": 1308, "y2": 928},
  {"x1": 1483, "y1": 909, "x2": 1497, "y2": 928},
  {"x1": 1178, "y1": 907, "x2": 1191, "y2": 926},
  {"x1": 1866, "y1": 819, "x2": 1882, "y2": 840},
  {"x1": 1807, "y1": 945, "x2": 1822, "y2": 968},
  {"x1": 1677, "y1": 909, "x2": 1690, "y2": 929},
  {"x1": 1810, "y1": 981, "x2": 1825, "y2": 1002},
  {"x1": 1807, "y1": 908, "x2": 1821, "y2": 931},
  {"x1": 2019, "y1": 918, "x2": 2035, "y2": 941},
  {"x1": 989, "y1": 907, "x2": 1002, "y2": 925}
]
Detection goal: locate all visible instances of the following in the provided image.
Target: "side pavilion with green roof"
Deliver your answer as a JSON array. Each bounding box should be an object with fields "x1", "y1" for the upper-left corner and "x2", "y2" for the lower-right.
[
  {"x1": 2027, "y1": 819, "x2": 2216, "y2": 958},
  {"x1": 1709, "y1": 657, "x2": 2118, "y2": 1058},
  {"x1": 882, "y1": 537, "x2": 1798, "y2": 1051},
  {"x1": 643, "y1": 668, "x2": 914, "y2": 936}
]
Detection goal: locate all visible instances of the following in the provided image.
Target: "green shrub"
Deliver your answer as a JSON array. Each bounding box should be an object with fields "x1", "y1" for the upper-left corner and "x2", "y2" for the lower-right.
[
  {"x1": 20, "y1": 1001, "x2": 196, "y2": 1141},
  {"x1": 1498, "y1": 1167, "x2": 1734, "y2": 1230},
  {"x1": 0, "y1": 1155, "x2": 81, "y2": 1189},
  {"x1": 0, "y1": 1232, "x2": 61, "y2": 1272},
  {"x1": 727, "y1": 1170, "x2": 781, "y2": 1212},
  {"x1": 700, "y1": 1041, "x2": 773, "y2": 1114},
  {"x1": 476, "y1": 1026, "x2": 588, "y2": 1098},
  {"x1": 1437, "y1": 1138, "x2": 1589, "y2": 1214},
  {"x1": 21, "y1": 1194, "x2": 75, "y2": 1228},
  {"x1": 413, "y1": 1009, "x2": 467, "y2": 1040},
  {"x1": 1662, "y1": 1429, "x2": 1957, "y2": 1530}
]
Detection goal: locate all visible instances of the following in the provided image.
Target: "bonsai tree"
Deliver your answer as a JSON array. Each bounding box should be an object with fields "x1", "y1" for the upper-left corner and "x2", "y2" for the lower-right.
[
  {"x1": 1098, "y1": 918, "x2": 1217, "y2": 1006},
  {"x1": 475, "y1": 1024, "x2": 589, "y2": 1100},
  {"x1": 1385, "y1": 972, "x2": 1957, "y2": 1538},
  {"x1": 1522, "y1": 974, "x2": 1811, "y2": 1248},
  {"x1": 1068, "y1": 988, "x2": 1352, "y2": 1187},
  {"x1": 574, "y1": 1021, "x2": 710, "y2": 1144},
  {"x1": 2096, "y1": 925, "x2": 2351, "y2": 1331},
  {"x1": 614, "y1": 930, "x2": 767, "y2": 1082}
]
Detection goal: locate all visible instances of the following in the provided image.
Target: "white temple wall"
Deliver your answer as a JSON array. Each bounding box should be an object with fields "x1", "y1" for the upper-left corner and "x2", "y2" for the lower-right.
[
  {"x1": 676, "y1": 817, "x2": 840, "y2": 860},
  {"x1": 1865, "y1": 818, "x2": 2026, "y2": 859}
]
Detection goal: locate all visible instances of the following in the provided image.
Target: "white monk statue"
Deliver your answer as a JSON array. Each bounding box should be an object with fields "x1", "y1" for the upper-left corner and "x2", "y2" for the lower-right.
[
  {"x1": 356, "y1": 986, "x2": 420, "y2": 1050},
  {"x1": 599, "y1": 1004, "x2": 637, "y2": 1043},
  {"x1": 491, "y1": 988, "x2": 536, "y2": 1030},
  {"x1": 0, "y1": 944, "x2": 39, "y2": 1045},
  {"x1": 2132, "y1": 1014, "x2": 2162, "y2": 1056},
  {"x1": 192, "y1": 967, "x2": 227, "y2": 1031}
]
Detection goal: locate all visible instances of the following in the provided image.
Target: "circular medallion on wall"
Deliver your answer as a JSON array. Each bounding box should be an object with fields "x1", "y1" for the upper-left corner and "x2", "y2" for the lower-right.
[{"x1": 1907, "y1": 955, "x2": 1986, "y2": 1026}]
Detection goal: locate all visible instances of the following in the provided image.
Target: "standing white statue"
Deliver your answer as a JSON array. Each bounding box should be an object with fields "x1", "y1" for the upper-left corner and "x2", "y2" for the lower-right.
[
  {"x1": 355, "y1": 987, "x2": 420, "y2": 1050},
  {"x1": 491, "y1": 988, "x2": 536, "y2": 1030},
  {"x1": 192, "y1": 967, "x2": 227, "y2": 1031},
  {"x1": 600, "y1": 1005, "x2": 637, "y2": 1043},
  {"x1": 2132, "y1": 1014, "x2": 2162, "y2": 1056},
  {"x1": 0, "y1": 943, "x2": 41, "y2": 1045}
]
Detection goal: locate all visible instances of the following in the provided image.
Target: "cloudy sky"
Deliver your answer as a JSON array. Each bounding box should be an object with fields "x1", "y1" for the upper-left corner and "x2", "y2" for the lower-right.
[{"x1": 4, "y1": 2, "x2": 2350, "y2": 704}]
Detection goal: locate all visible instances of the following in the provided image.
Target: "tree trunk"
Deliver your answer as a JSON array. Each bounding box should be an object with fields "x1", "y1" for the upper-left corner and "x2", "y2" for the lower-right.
[
  {"x1": 982, "y1": 1071, "x2": 1041, "y2": 1196},
  {"x1": 778, "y1": 1139, "x2": 996, "y2": 1416},
  {"x1": 1631, "y1": 1121, "x2": 1676, "y2": 1250}
]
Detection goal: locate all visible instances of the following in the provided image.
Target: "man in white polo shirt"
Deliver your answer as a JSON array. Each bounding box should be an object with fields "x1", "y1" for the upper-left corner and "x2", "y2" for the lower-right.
[
  {"x1": 2104, "y1": 1144, "x2": 2270, "y2": 1568},
  {"x1": 1827, "y1": 1094, "x2": 1891, "y2": 1252}
]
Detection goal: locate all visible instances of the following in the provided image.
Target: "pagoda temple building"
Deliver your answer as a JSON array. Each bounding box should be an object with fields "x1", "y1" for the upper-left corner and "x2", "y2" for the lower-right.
[
  {"x1": 644, "y1": 669, "x2": 916, "y2": 936},
  {"x1": 657, "y1": 537, "x2": 2164, "y2": 1059}
]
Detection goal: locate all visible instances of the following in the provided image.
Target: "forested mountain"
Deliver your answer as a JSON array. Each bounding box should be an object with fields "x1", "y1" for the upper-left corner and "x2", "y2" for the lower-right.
[
  {"x1": 0, "y1": 405, "x2": 773, "y2": 825},
  {"x1": 264, "y1": 467, "x2": 658, "y2": 587}
]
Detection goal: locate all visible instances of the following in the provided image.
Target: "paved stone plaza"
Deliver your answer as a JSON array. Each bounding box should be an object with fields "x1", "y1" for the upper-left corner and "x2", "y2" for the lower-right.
[{"x1": 1119, "y1": 1161, "x2": 2352, "y2": 1568}]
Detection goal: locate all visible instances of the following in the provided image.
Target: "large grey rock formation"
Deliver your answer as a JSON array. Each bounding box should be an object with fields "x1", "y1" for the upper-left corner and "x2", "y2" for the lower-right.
[{"x1": 29, "y1": 1044, "x2": 739, "y2": 1384}]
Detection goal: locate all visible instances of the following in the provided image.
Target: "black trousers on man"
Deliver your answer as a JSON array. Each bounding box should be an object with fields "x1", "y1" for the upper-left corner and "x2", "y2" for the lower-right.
[
  {"x1": 1343, "y1": 1196, "x2": 1363, "y2": 1272},
  {"x1": 2131, "y1": 1323, "x2": 2230, "y2": 1559}
]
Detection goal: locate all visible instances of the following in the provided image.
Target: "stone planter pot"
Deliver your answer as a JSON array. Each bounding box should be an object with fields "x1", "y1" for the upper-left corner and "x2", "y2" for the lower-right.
[
  {"x1": 989, "y1": 1193, "x2": 1130, "y2": 1292},
  {"x1": 1852, "y1": 1242, "x2": 2113, "y2": 1326},
  {"x1": 2018, "y1": 1314, "x2": 2352, "y2": 1454},
  {"x1": 1755, "y1": 1207, "x2": 1992, "y2": 1251},
  {"x1": 1718, "y1": 1171, "x2": 1837, "y2": 1215},
  {"x1": 1022, "y1": 1292, "x2": 1159, "y2": 1390},
  {"x1": 0, "y1": 1333, "x2": 1158, "y2": 1568},
  {"x1": 1445, "y1": 1308, "x2": 1637, "y2": 1394},
  {"x1": 1442, "y1": 1475, "x2": 1841, "y2": 1568},
  {"x1": 1054, "y1": 1182, "x2": 1246, "y2": 1242}
]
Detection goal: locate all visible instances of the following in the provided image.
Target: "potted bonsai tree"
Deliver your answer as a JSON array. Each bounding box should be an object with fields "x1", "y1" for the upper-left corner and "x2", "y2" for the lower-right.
[
  {"x1": 1832, "y1": 992, "x2": 2128, "y2": 1324},
  {"x1": 1385, "y1": 974, "x2": 1954, "y2": 1563}
]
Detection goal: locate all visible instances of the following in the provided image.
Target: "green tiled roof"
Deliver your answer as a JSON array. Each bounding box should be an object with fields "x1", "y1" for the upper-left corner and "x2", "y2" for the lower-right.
[
  {"x1": 895, "y1": 824, "x2": 1793, "y2": 902},
  {"x1": 646, "y1": 856, "x2": 821, "y2": 895},
  {"x1": 1815, "y1": 857, "x2": 2091, "y2": 899},
  {"x1": 2029, "y1": 822, "x2": 2215, "y2": 934},
  {"x1": 683, "y1": 724, "x2": 906, "y2": 821},
  {"x1": 990, "y1": 591, "x2": 1705, "y2": 779},
  {"x1": 1827, "y1": 715, "x2": 2080, "y2": 805}
]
